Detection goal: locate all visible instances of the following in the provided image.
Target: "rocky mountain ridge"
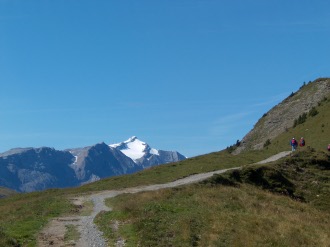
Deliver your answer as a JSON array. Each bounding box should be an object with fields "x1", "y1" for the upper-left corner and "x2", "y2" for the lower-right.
[{"x1": 0, "y1": 137, "x2": 186, "y2": 192}]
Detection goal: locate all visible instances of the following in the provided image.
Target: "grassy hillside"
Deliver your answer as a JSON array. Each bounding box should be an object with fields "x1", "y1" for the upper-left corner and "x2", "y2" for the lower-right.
[
  {"x1": 96, "y1": 148, "x2": 330, "y2": 245},
  {"x1": 99, "y1": 154, "x2": 330, "y2": 246},
  {"x1": 73, "y1": 149, "x2": 274, "y2": 193},
  {"x1": 0, "y1": 83, "x2": 329, "y2": 246},
  {"x1": 0, "y1": 190, "x2": 74, "y2": 247}
]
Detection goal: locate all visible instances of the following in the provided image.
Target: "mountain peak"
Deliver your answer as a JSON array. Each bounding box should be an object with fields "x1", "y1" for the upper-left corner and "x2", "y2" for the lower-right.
[
  {"x1": 126, "y1": 136, "x2": 138, "y2": 142},
  {"x1": 109, "y1": 136, "x2": 185, "y2": 167},
  {"x1": 110, "y1": 136, "x2": 149, "y2": 162}
]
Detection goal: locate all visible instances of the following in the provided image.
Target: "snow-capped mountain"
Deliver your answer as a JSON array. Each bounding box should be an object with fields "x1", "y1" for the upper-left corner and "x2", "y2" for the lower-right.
[
  {"x1": 110, "y1": 136, "x2": 186, "y2": 168},
  {"x1": 0, "y1": 137, "x2": 186, "y2": 192},
  {"x1": 110, "y1": 136, "x2": 156, "y2": 162}
]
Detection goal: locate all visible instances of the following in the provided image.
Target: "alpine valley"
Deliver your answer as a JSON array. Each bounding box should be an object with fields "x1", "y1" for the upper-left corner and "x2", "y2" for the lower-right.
[{"x1": 0, "y1": 137, "x2": 186, "y2": 192}]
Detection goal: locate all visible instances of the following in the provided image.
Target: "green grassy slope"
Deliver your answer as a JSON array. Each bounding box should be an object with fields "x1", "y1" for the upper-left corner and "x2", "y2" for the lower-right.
[
  {"x1": 0, "y1": 190, "x2": 74, "y2": 247},
  {"x1": 73, "y1": 149, "x2": 273, "y2": 193},
  {"x1": 100, "y1": 171, "x2": 329, "y2": 246}
]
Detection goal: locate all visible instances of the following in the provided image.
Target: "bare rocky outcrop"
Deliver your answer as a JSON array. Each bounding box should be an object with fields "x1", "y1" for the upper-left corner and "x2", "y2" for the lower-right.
[
  {"x1": 234, "y1": 78, "x2": 330, "y2": 154},
  {"x1": 0, "y1": 186, "x2": 17, "y2": 198}
]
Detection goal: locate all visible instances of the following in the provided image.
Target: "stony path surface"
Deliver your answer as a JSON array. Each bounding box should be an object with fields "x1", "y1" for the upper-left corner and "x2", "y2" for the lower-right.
[
  {"x1": 254, "y1": 151, "x2": 291, "y2": 164},
  {"x1": 37, "y1": 152, "x2": 290, "y2": 247}
]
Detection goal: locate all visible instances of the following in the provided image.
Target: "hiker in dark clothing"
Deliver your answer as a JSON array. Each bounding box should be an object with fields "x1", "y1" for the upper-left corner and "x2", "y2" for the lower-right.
[{"x1": 299, "y1": 137, "x2": 305, "y2": 147}]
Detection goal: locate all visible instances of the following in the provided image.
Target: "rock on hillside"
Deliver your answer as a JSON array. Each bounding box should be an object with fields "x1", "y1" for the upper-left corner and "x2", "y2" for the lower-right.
[
  {"x1": 0, "y1": 186, "x2": 17, "y2": 198},
  {"x1": 234, "y1": 78, "x2": 330, "y2": 154}
]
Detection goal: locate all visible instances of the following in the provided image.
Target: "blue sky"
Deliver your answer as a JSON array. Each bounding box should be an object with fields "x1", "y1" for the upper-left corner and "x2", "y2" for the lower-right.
[{"x1": 0, "y1": 0, "x2": 329, "y2": 157}]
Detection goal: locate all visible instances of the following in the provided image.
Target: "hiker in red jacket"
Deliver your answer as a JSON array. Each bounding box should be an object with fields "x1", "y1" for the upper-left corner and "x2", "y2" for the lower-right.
[{"x1": 291, "y1": 138, "x2": 298, "y2": 151}]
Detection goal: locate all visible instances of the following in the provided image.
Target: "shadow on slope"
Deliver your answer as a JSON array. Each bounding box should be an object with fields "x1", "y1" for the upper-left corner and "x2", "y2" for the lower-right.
[{"x1": 204, "y1": 149, "x2": 330, "y2": 210}]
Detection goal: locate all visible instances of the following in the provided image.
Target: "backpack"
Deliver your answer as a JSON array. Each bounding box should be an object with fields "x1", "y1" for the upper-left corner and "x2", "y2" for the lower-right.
[
  {"x1": 328, "y1": 144, "x2": 330, "y2": 151},
  {"x1": 291, "y1": 139, "x2": 297, "y2": 146}
]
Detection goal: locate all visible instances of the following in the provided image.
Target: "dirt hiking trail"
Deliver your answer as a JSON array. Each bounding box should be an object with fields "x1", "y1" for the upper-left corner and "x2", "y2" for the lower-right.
[{"x1": 37, "y1": 151, "x2": 291, "y2": 247}]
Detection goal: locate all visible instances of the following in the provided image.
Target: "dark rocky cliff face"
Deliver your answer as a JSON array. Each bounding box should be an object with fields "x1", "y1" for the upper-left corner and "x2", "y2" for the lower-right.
[
  {"x1": 0, "y1": 147, "x2": 76, "y2": 192},
  {"x1": 69, "y1": 142, "x2": 141, "y2": 184},
  {"x1": 234, "y1": 78, "x2": 330, "y2": 154},
  {"x1": 0, "y1": 145, "x2": 140, "y2": 192}
]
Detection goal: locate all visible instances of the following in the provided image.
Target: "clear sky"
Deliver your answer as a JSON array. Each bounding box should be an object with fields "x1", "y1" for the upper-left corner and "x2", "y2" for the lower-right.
[{"x1": 0, "y1": 1, "x2": 329, "y2": 157}]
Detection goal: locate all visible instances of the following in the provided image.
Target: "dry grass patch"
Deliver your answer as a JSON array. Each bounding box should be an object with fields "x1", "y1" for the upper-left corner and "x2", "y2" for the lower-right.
[
  {"x1": 64, "y1": 224, "x2": 80, "y2": 245},
  {"x1": 101, "y1": 183, "x2": 330, "y2": 247},
  {"x1": 79, "y1": 200, "x2": 94, "y2": 216}
]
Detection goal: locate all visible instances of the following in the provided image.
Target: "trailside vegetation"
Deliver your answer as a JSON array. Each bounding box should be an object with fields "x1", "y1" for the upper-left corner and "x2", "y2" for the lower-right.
[{"x1": 99, "y1": 149, "x2": 330, "y2": 246}]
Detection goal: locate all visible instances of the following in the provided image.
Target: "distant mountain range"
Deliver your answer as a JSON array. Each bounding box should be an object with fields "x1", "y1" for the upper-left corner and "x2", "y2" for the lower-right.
[{"x1": 0, "y1": 137, "x2": 186, "y2": 192}]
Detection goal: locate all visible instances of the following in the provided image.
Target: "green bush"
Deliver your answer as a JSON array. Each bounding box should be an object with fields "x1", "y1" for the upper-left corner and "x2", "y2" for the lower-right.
[
  {"x1": 263, "y1": 139, "x2": 271, "y2": 148},
  {"x1": 293, "y1": 113, "x2": 307, "y2": 127},
  {"x1": 309, "y1": 107, "x2": 318, "y2": 117}
]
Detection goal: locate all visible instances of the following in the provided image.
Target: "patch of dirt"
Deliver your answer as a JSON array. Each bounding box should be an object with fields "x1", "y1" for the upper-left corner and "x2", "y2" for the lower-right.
[
  {"x1": 37, "y1": 217, "x2": 81, "y2": 247},
  {"x1": 37, "y1": 197, "x2": 86, "y2": 247}
]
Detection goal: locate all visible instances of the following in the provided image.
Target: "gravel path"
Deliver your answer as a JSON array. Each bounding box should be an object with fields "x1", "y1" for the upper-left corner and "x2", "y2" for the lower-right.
[
  {"x1": 75, "y1": 167, "x2": 240, "y2": 247},
  {"x1": 37, "y1": 152, "x2": 290, "y2": 247},
  {"x1": 254, "y1": 151, "x2": 291, "y2": 164}
]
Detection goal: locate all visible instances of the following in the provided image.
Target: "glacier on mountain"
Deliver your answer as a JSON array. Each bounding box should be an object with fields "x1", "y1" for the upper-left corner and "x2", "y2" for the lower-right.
[{"x1": 110, "y1": 136, "x2": 159, "y2": 162}]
